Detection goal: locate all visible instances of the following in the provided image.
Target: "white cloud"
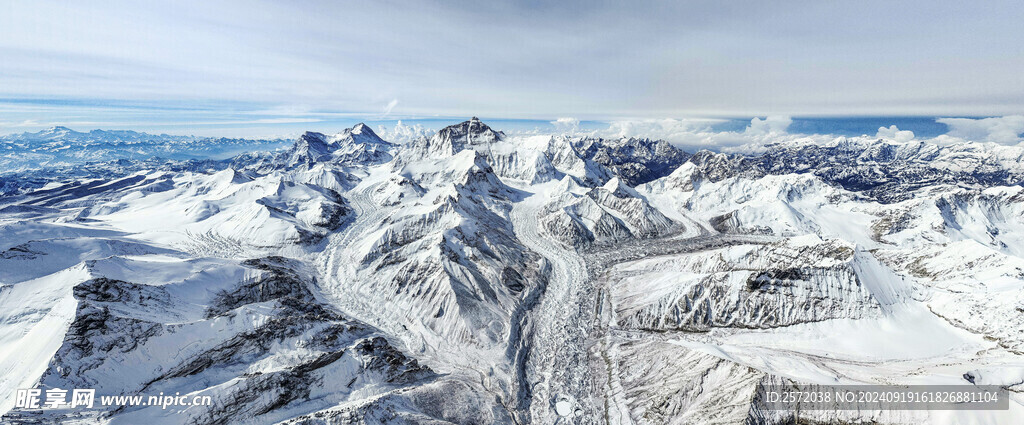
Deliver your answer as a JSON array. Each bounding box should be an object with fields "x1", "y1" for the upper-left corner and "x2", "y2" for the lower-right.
[
  {"x1": 551, "y1": 117, "x2": 580, "y2": 133},
  {"x1": 599, "y1": 118, "x2": 710, "y2": 140},
  {"x1": 936, "y1": 115, "x2": 1024, "y2": 144},
  {"x1": 875, "y1": 125, "x2": 915, "y2": 142},
  {"x1": 376, "y1": 120, "x2": 433, "y2": 144},
  {"x1": 582, "y1": 117, "x2": 804, "y2": 152},
  {"x1": 745, "y1": 116, "x2": 792, "y2": 135}
]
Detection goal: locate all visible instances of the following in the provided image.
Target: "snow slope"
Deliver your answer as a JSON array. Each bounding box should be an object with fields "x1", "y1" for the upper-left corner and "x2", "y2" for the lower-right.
[{"x1": 2, "y1": 120, "x2": 1024, "y2": 424}]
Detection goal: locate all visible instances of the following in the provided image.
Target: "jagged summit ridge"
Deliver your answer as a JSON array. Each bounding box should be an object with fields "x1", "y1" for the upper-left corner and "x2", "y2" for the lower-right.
[
  {"x1": 574, "y1": 136, "x2": 691, "y2": 186},
  {"x1": 400, "y1": 117, "x2": 506, "y2": 160},
  {"x1": 285, "y1": 123, "x2": 397, "y2": 169}
]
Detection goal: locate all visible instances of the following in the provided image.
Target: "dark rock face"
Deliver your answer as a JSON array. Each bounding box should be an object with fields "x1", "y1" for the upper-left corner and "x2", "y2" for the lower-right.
[
  {"x1": 207, "y1": 256, "x2": 321, "y2": 318},
  {"x1": 573, "y1": 137, "x2": 691, "y2": 186},
  {"x1": 21, "y1": 256, "x2": 441, "y2": 424},
  {"x1": 434, "y1": 117, "x2": 506, "y2": 151}
]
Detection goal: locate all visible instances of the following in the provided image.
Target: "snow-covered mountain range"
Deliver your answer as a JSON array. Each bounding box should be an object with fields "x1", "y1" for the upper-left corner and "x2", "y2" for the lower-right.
[
  {"x1": 0, "y1": 126, "x2": 287, "y2": 171},
  {"x1": 1, "y1": 118, "x2": 1023, "y2": 424}
]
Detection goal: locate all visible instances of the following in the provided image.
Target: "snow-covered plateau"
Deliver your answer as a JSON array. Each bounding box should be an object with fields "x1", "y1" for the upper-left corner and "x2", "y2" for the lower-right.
[{"x1": 1, "y1": 119, "x2": 1023, "y2": 424}]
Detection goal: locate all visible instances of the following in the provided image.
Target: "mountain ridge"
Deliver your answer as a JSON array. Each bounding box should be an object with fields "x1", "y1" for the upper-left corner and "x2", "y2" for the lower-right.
[{"x1": 1, "y1": 118, "x2": 1023, "y2": 424}]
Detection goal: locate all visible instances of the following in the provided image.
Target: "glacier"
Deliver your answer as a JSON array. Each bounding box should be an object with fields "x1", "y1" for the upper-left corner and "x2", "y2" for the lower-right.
[{"x1": 1, "y1": 119, "x2": 1023, "y2": 424}]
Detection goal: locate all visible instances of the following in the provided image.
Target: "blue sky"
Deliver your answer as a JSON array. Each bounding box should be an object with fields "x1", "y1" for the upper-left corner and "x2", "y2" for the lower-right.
[{"x1": 1, "y1": 1, "x2": 1023, "y2": 138}]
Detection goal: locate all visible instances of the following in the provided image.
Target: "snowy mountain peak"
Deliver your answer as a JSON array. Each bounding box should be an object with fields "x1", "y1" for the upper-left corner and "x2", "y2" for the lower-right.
[
  {"x1": 298, "y1": 131, "x2": 329, "y2": 144},
  {"x1": 334, "y1": 123, "x2": 390, "y2": 147},
  {"x1": 295, "y1": 131, "x2": 331, "y2": 150},
  {"x1": 44, "y1": 125, "x2": 74, "y2": 134},
  {"x1": 573, "y1": 135, "x2": 690, "y2": 186},
  {"x1": 286, "y1": 125, "x2": 396, "y2": 169},
  {"x1": 402, "y1": 118, "x2": 506, "y2": 160},
  {"x1": 10, "y1": 125, "x2": 82, "y2": 141},
  {"x1": 454, "y1": 118, "x2": 503, "y2": 142},
  {"x1": 601, "y1": 176, "x2": 641, "y2": 198},
  {"x1": 440, "y1": 117, "x2": 504, "y2": 144}
]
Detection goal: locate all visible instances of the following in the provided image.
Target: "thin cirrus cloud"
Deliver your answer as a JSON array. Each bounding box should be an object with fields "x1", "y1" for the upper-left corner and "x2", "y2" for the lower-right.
[
  {"x1": 382, "y1": 99, "x2": 400, "y2": 118},
  {"x1": 0, "y1": 0, "x2": 1023, "y2": 137}
]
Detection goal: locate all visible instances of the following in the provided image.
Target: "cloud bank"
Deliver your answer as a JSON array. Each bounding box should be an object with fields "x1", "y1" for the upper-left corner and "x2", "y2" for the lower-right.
[
  {"x1": 937, "y1": 115, "x2": 1024, "y2": 144},
  {"x1": 589, "y1": 115, "x2": 1024, "y2": 151}
]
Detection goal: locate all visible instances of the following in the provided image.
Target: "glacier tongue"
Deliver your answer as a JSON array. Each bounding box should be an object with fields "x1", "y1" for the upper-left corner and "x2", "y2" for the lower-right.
[{"x1": 2, "y1": 120, "x2": 1024, "y2": 424}]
